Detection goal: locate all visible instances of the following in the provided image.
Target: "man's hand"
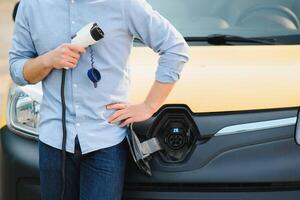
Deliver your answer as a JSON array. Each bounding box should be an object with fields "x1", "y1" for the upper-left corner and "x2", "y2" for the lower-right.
[
  {"x1": 23, "y1": 43, "x2": 86, "y2": 84},
  {"x1": 106, "y1": 102, "x2": 156, "y2": 128},
  {"x1": 42, "y1": 43, "x2": 86, "y2": 69},
  {"x1": 106, "y1": 80, "x2": 176, "y2": 128}
]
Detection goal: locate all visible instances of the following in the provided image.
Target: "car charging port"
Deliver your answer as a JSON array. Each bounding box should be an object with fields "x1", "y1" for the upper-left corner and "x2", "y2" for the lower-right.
[
  {"x1": 158, "y1": 121, "x2": 195, "y2": 162},
  {"x1": 165, "y1": 127, "x2": 187, "y2": 150}
]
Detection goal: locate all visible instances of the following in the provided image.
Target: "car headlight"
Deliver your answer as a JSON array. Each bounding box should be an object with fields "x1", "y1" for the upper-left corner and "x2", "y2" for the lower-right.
[{"x1": 6, "y1": 84, "x2": 42, "y2": 137}]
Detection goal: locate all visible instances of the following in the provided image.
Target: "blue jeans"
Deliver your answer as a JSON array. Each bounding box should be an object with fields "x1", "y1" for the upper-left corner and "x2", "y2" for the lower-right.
[{"x1": 38, "y1": 136, "x2": 128, "y2": 200}]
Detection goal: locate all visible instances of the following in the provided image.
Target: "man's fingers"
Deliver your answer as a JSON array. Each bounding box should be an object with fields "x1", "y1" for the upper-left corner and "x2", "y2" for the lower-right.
[
  {"x1": 119, "y1": 118, "x2": 134, "y2": 128},
  {"x1": 57, "y1": 62, "x2": 74, "y2": 69},
  {"x1": 66, "y1": 49, "x2": 80, "y2": 60},
  {"x1": 107, "y1": 109, "x2": 127, "y2": 123},
  {"x1": 110, "y1": 113, "x2": 131, "y2": 124},
  {"x1": 68, "y1": 44, "x2": 86, "y2": 54},
  {"x1": 106, "y1": 103, "x2": 128, "y2": 110},
  {"x1": 66, "y1": 56, "x2": 78, "y2": 65}
]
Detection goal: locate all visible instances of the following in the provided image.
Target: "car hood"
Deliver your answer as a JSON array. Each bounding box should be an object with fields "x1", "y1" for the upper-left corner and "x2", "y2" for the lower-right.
[{"x1": 128, "y1": 45, "x2": 300, "y2": 112}]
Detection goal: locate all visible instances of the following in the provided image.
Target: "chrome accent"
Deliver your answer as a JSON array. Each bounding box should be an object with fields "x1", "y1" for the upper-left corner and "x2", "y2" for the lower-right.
[{"x1": 215, "y1": 117, "x2": 297, "y2": 136}]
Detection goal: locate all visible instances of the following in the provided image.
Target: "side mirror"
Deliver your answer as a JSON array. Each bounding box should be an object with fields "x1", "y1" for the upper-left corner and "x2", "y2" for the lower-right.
[{"x1": 12, "y1": 1, "x2": 20, "y2": 22}]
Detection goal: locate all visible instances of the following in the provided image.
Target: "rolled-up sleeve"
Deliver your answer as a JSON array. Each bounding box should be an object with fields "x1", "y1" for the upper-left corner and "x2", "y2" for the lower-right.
[
  {"x1": 9, "y1": 0, "x2": 37, "y2": 86},
  {"x1": 123, "y1": 0, "x2": 189, "y2": 83}
]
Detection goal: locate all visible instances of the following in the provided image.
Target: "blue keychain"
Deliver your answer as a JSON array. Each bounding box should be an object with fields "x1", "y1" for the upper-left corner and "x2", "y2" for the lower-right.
[{"x1": 87, "y1": 46, "x2": 101, "y2": 88}]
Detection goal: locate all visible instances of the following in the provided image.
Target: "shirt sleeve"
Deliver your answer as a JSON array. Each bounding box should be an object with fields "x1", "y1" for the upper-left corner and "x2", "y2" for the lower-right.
[
  {"x1": 123, "y1": 0, "x2": 190, "y2": 83},
  {"x1": 9, "y1": 0, "x2": 37, "y2": 86}
]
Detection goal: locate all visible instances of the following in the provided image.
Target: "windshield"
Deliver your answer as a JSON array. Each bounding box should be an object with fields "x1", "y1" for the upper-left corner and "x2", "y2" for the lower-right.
[{"x1": 147, "y1": 0, "x2": 300, "y2": 39}]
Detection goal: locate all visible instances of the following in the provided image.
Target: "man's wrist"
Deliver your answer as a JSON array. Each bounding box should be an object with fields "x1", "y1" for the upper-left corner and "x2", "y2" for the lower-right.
[
  {"x1": 143, "y1": 100, "x2": 159, "y2": 114},
  {"x1": 40, "y1": 52, "x2": 53, "y2": 70}
]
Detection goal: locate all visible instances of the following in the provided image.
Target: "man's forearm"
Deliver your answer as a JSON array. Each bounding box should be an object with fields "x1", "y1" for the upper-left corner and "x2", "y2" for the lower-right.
[
  {"x1": 23, "y1": 54, "x2": 53, "y2": 84},
  {"x1": 23, "y1": 44, "x2": 85, "y2": 84},
  {"x1": 143, "y1": 80, "x2": 176, "y2": 113}
]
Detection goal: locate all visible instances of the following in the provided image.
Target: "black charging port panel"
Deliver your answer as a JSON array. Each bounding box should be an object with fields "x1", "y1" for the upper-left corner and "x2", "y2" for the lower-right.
[{"x1": 148, "y1": 107, "x2": 201, "y2": 163}]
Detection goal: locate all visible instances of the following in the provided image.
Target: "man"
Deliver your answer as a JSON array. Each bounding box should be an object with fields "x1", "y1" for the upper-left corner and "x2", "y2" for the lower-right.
[{"x1": 9, "y1": 0, "x2": 189, "y2": 199}]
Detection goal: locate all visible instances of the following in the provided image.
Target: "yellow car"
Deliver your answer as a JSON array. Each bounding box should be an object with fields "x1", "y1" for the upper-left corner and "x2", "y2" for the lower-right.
[{"x1": 1, "y1": 0, "x2": 300, "y2": 199}]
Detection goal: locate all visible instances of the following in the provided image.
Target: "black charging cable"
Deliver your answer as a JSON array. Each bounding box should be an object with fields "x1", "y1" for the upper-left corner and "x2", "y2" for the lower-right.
[
  {"x1": 59, "y1": 46, "x2": 99, "y2": 200},
  {"x1": 59, "y1": 46, "x2": 100, "y2": 200},
  {"x1": 60, "y1": 69, "x2": 67, "y2": 200},
  {"x1": 59, "y1": 23, "x2": 104, "y2": 200}
]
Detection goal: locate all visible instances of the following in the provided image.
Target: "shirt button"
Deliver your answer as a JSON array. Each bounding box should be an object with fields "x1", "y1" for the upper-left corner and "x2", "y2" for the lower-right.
[
  {"x1": 75, "y1": 105, "x2": 79, "y2": 109},
  {"x1": 73, "y1": 84, "x2": 78, "y2": 88},
  {"x1": 71, "y1": 21, "x2": 76, "y2": 24},
  {"x1": 71, "y1": 0, "x2": 75, "y2": 3},
  {"x1": 76, "y1": 123, "x2": 80, "y2": 127}
]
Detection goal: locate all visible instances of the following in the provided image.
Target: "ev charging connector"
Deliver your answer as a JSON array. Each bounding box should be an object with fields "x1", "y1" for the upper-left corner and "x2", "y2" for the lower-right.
[{"x1": 71, "y1": 22, "x2": 104, "y2": 47}]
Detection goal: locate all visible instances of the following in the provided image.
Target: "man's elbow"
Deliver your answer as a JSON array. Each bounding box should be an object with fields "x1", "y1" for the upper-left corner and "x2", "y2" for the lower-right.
[
  {"x1": 166, "y1": 39, "x2": 190, "y2": 64},
  {"x1": 181, "y1": 39, "x2": 190, "y2": 63},
  {"x1": 9, "y1": 59, "x2": 30, "y2": 86}
]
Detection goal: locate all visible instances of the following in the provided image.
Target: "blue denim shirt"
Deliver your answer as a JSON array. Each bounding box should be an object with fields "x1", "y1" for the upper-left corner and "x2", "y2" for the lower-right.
[{"x1": 9, "y1": 0, "x2": 189, "y2": 154}]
